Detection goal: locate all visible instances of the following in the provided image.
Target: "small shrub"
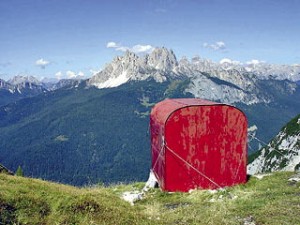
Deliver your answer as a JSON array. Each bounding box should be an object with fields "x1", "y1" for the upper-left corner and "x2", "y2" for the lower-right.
[
  {"x1": 15, "y1": 166, "x2": 24, "y2": 177},
  {"x1": 0, "y1": 199, "x2": 17, "y2": 225},
  {"x1": 71, "y1": 198, "x2": 101, "y2": 214},
  {"x1": 12, "y1": 194, "x2": 51, "y2": 224},
  {"x1": 59, "y1": 195, "x2": 102, "y2": 215}
]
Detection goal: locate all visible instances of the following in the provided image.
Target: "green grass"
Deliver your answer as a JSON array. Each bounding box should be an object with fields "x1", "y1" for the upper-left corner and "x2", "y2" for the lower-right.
[
  {"x1": 0, "y1": 174, "x2": 155, "y2": 225},
  {"x1": 1, "y1": 172, "x2": 300, "y2": 225}
]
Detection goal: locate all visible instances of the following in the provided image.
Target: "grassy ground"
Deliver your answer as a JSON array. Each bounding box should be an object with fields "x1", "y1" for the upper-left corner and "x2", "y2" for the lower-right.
[{"x1": 0, "y1": 172, "x2": 299, "y2": 225}]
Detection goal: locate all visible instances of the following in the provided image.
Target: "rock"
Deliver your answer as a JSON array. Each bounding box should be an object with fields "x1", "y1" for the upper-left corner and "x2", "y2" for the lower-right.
[
  {"x1": 0, "y1": 164, "x2": 13, "y2": 175},
  {"x1": 243, "y1": 216, "x2": 256, "y2": 225}
]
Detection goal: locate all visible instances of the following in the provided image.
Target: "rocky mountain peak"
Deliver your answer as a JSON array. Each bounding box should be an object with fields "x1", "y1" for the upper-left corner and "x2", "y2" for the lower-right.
[
  {"x1": 124, "y1": 50, "x2": 138, "y2": 60},
  {"x1": 87, "y1": 47, "x2": 180, "y2": 89},
  {"x1": 0, "y1": 79, "x2": 10, "y2": 89},
  {"x1": 87, "y1": 52, "x2": 140, "y2": 89},
  {"x1": 4, "y1": 75, "x2": 46, "y2": 94},
  {"x1": 148, "y1": 47, "x2": 178, "y2": 71},
  {"x1": 8, "y1": 75, "x2": 41, "y2": 86},
  {"x1": 112, "y1": 50, "x2": 139, "y2": 65}
]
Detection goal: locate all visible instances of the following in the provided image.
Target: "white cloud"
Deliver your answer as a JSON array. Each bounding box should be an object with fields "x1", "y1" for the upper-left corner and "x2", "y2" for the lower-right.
[
  {"x1": 78, "y1": 71, "x2": 85, "y2": 77},
  {"x1": 54, "y1": 71, "x2": 86, "y2": 80},
  {"x1": 132, "y1": 44, "x2": 154, "y2": 53},
  {"x1": 35, "y1": 58, "x2": 50, "y2": 69},
  {"x1": 215, "y1": 41, "x2": 226, "y2": 50},
  {"x1": 106, "y1": 42, "x2": 118, "y2": 48},
  {"x1": 116, "y1": 46, "x2": 129, "y2": 52},
  {"x1": 203, "y1": 41, "x2": 226, "y2": 51},
  {"x1": 66, "y1": 70, "x2": 76, "y2": 78},
  {"x1": 106, "y1": 41, "x2": 154, "y2": 54},
  {"x1": 65, "y1": 70, "x2": 85, "y2": 79},
  {"x1": 55, "y1": 71, "x2": 63, "y2": 80},
  {"x1": 220, "y1": 58, "x2": 240, "y2": 65},
  {"x1": 246, "y1": 59, "x2": 264, "y2": 65},
  {"x1": 245, "y1": 59, "x2": 266, "y2": 72}
]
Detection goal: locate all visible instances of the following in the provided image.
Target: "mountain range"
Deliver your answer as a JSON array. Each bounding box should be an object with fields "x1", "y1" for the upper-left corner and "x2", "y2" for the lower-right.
[
  {"x1": 0, "y1": 76, "x2": 47, "y2": 107},
  {"x1": 0, "y1": 76, "x2": 84, "y2": 107},
  {"x1": 1, "y1": 47, "x2": 300, "y2": 106},
  {"x1": 88, "y1": 47, "x2": 299, "y2": 105},
  {"x1": 0, "y1": 47, "x2": 299, "y2": 185}
]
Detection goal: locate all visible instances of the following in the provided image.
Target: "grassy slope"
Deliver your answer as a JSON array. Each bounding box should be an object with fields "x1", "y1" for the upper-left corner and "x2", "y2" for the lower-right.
[
  {"x1": 0, "y1": 173, "x2": 154, "y2": 225},
  {"x1": 1, "y1": 172, "x2": 300, "y2": 225}
]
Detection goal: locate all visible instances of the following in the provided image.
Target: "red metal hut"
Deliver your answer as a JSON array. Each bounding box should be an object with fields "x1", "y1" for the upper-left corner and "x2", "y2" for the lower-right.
[{"x1": 150, "y1": 98, "x2": 247, "y2": 192}]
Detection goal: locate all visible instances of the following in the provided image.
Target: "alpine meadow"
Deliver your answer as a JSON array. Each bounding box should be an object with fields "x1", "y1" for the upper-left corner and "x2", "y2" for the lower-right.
[{"x1": 1, "y1": 1, "x2": 300, "y2": 224}]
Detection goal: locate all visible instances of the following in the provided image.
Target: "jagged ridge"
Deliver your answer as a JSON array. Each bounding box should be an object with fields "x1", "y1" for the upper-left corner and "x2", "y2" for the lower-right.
[
  {"x1": 87, "y1": 47, "x2": 179, "y2": 88},
  {"x1": 87, "y1": 47, "x2": 299, "y2": 105}
]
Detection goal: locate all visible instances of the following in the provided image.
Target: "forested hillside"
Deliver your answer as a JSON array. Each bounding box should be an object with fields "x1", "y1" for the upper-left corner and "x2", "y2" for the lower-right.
[{"x1": 0, "y1": 79, "x2": 191, "y2": 185}]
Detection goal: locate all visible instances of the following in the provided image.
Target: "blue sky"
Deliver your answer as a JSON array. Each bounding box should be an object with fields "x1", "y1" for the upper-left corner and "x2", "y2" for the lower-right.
[{"x1": 0, "y1": 0, "x2": 299, "y2": 80}]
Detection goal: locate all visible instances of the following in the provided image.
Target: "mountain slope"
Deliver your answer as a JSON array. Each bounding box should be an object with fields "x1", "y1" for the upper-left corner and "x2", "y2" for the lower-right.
[
  {"x1": 248, "y1": 114, "x2": 300, "y2": 174},
  {"x1": 0, "y1": 79, "x2": 192, "y2": 185},
  {"x1": 1, "y1": 171, "x2": 300, "y2": 225}
]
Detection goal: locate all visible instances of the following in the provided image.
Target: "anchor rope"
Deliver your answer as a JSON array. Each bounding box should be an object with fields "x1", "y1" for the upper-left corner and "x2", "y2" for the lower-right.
[
  {"x1": 234, "y1": 151, "x2": 245, "y2": 180},
  {"x1": 164, "y1": 142, "x2": 223, "y2": 189},
  {"x1": 152, "y1": 136, "x2": 165, "y2": 170},
  {"x1": 248, "y1": 133, "x2": 284, "y2": 156}
]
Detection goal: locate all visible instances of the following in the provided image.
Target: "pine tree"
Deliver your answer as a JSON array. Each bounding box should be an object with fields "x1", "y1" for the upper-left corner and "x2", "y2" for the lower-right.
[{"x1": 15, "y1": 165, "x2": 24, "y2": 177}]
